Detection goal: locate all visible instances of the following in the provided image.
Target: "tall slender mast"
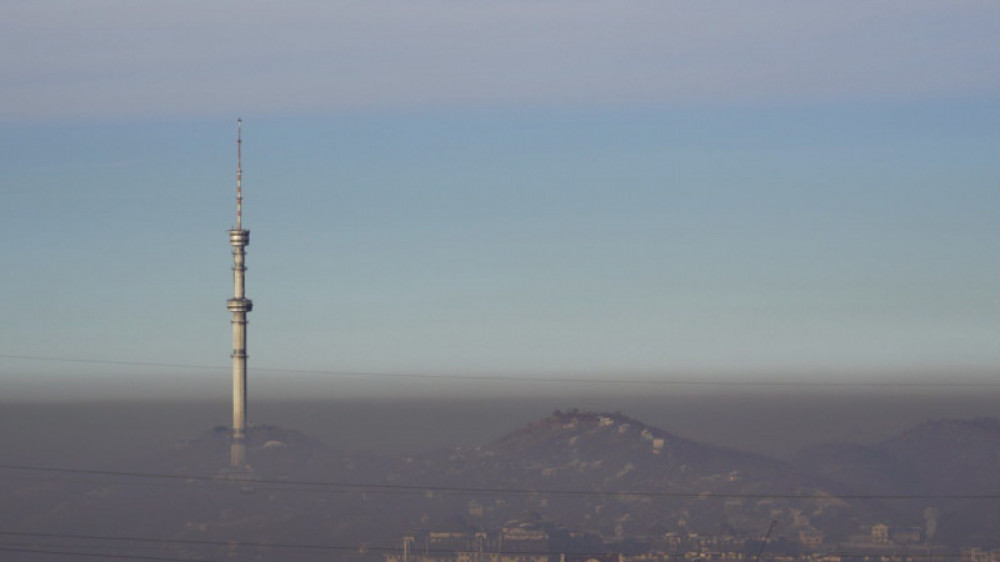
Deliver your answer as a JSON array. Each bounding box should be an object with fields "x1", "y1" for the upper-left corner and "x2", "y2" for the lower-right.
[
  {"x1": 227, "y1": 118, "x2": 253, "y2": 469},
  {"x1": 236, "y1": 118, "x2": 243, "y2": 230}
]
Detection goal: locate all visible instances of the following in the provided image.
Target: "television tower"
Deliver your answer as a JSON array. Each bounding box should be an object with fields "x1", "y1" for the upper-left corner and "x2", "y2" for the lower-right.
[{"x1": 227, "y1": 118, "x2": 253, "y2": 469}]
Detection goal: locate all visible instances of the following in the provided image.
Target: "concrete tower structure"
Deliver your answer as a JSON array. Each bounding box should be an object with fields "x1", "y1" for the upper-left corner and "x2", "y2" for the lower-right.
[{"x1": 227, "y1": 118, "x2": 253, "y2": 469}]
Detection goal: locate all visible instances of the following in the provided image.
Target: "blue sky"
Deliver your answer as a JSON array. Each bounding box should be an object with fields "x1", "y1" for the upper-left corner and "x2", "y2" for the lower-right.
[{"x1": 1, "y1": 1, "x2": 997, "y2": 398}]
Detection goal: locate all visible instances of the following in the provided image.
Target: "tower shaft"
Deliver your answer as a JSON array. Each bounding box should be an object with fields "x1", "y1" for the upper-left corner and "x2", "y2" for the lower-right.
[{"x1": 227, "y1": 119, "x2": 252, "y2": 469}]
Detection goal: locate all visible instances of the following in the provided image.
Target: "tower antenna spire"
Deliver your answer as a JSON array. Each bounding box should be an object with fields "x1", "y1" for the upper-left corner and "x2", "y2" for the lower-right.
[{"x1": 236, "y1": 118, "x2": 243, "y2": 229}]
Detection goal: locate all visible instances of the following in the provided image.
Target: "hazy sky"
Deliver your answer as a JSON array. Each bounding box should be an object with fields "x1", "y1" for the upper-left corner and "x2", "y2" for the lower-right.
[{"x1": 1, "y1": 1, "x2": 998, "y2": 399}]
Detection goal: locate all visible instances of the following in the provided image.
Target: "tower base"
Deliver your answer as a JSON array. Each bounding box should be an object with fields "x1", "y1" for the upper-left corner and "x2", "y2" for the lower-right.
[{"x1": 230, "y1": 439, "x2": 247, "y2": 469}]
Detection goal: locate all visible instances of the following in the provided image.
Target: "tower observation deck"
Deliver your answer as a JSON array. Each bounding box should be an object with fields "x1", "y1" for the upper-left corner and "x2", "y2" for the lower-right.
[{"x1": 229, "y1": 119, "x2": 253, "y2": 469}]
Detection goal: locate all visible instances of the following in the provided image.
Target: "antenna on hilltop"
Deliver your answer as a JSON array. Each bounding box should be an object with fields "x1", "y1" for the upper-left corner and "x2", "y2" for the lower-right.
[{"x1": 236, "y1": 118, "x2": 243, "y2": 229}]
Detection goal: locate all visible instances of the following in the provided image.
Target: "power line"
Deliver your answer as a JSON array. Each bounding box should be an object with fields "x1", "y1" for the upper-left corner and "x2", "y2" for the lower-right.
[
  {"x1": 2, "y1": 464, "x2": 998, "y2": 501},
  {"x1": 0, "y1": 545, "x2": 218, "y2": 562},
  {"x1": 0, "y1": 540, "x2": 185, "y2": 553},
  {"x1": 0, "y1": 531, "x2": 972, "y2": 561},
  {"x1": 1, "y1": 353, "x2": 996, "y2": 388},
  {"x1": 0, "y1": 354, "x2": 219, "y2": 372},
  {"x1": 0, "y1": 530, "x2": 356, "y2": 554}
]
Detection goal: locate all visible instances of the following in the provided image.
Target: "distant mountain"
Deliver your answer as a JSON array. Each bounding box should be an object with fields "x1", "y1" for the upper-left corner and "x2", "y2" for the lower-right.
[
  {"x1": 791, "y1": 417, "x2": 1000, "y2": 546},
  {"x1": 791, "y1": 442, "x2": 917, "y2": 497},
  {"x1": 880, "y1": 418, "x2": 1000, "y2": 496}
]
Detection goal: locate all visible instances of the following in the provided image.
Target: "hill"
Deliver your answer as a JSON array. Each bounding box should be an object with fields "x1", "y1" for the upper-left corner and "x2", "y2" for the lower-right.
[{"x1": 387, "y1": 409, "x2": 859, "y2": 541}]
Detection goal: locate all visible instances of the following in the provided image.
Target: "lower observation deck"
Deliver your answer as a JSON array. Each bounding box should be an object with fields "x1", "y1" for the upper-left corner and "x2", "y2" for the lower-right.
[{"x1": 227, "y1": 298, "x2": 253, "y2": 313}]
